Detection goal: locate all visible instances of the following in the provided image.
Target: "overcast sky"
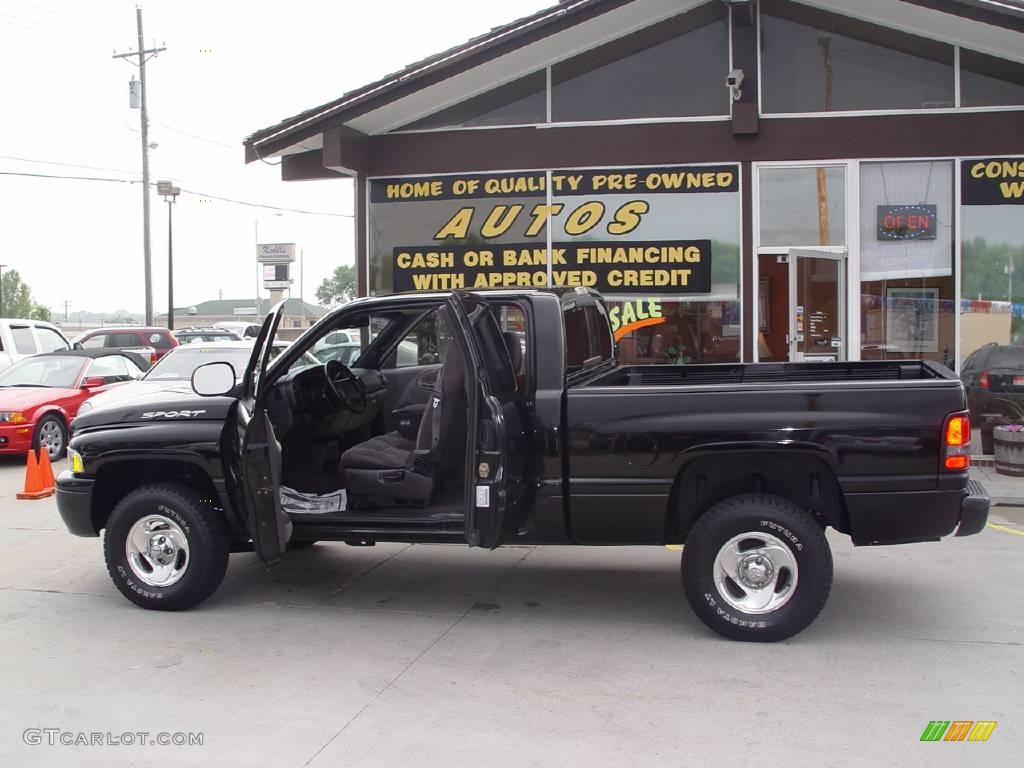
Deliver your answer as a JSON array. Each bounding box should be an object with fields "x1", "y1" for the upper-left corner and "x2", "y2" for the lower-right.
[{"x1": 0, "y1": 0, "x2": 550, "y2": 320}]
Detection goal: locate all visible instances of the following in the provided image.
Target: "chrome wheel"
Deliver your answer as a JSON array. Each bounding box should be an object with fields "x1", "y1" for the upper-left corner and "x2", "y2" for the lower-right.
[
  {"x1": 125, "y1": 515, "x2": 190, "y2": 587},
  {"x1": 713, "y1": 531, "x2": 798, "y2": 614},
  {"x1": 37, "y1": 418, "x2": 65, "y2": 459}
]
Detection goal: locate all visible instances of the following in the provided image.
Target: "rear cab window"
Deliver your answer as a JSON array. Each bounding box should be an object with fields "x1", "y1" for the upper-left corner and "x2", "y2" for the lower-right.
[
  {"x1": 11, "y1": 326, "x2": 38, "y2": 354},
  {"x1": 563, "y1": 295, "x2": 614, "y2": 378}
]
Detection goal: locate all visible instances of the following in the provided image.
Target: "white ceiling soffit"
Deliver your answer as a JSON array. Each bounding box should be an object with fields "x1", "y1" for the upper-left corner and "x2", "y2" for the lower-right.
[
  {"x1": 800, "y1": 0, "x2": 1024, "y2": 63},
  {"x1": 348, "y1": 0, "x2": 705, "y2": 135},
  {"x1": 268, "y1": 134, "x2": 323, "y2": 159}
]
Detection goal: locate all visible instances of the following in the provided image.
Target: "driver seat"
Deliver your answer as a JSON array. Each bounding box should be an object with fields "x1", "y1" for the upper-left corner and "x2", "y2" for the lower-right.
[{"x1": 340, "y1": 339, "x2": 467, "y2": 503}]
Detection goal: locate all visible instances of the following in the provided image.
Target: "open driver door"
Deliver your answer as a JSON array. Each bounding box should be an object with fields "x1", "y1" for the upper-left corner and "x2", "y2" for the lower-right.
[
  {"x1": 447, "y1": 292, "x2": 528, "y2": 549},
  {"x1": 233, "y1": 302, "x2": 291, "y2": 567}
]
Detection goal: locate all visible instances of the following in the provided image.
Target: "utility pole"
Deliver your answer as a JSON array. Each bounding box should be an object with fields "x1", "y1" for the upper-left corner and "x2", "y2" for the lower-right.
[
  {"x1": 113, "y1": 8, "x2": 165, "y2": 326},
  {"x1": 62, "y1": 301, "x2": 71, "y2": 322}
]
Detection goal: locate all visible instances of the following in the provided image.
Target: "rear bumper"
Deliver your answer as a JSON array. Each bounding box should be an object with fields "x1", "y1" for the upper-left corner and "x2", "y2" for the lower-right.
[
  {"x1": 55, "y1": 470, "x2": 98, "y2": 537},
  {"x1": 955, "y1": 479, "x2": 990, "y2": 537},
  {"x1": 846, "y1": 481, "x2": 990, "y2": 544}
]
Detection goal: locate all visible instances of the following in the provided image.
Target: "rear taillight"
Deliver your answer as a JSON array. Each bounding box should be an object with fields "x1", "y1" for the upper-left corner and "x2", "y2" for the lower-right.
[
  {"x1": 942, "y1": 412, "x2": 971, "y2": 471},
  {"x1": 151, "y1": 352, "x2": 158, "y2": 364},
  {"x1": 979, "y1": 370, "x2": 989, "y2": 388}
]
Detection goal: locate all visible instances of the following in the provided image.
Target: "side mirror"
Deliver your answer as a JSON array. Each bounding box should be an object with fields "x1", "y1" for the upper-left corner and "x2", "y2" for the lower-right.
[
  {"x1": 191, "y1": 361, "x2": 236, "y2": 397},
  {"x1": 73, "y1": 342, "x2": 84, "y2": 351},
  {"x1": 82, "y1": 376, "x2": 106, "y2": 389}
]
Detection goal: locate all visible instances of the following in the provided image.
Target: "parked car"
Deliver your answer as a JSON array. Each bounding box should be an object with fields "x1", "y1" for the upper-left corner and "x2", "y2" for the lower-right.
[
  {"x1": 77, "y1": 341, "x2": 320, "y2": 418},
  {"x1": 172, "y1": 327, "x2": 243, "y2": 344},
  {"x1": 214, "y1": 321, "x2": 261, "y2": 339},
  {"x1": 0, "y1": 319, "x2": 71, "y2": 372},
  {"x1": 72, "y1": 326, "x2": 177, "y2": 364},
  {"x1": 57, "y1": 289, "x2": 988, "y2": 642},
  {"x1": 961, "y1": 342, "x2": 1024, "y2": 453},
  {"x1": 0, "y1": 349, "x2": 146, "y2": 459}
]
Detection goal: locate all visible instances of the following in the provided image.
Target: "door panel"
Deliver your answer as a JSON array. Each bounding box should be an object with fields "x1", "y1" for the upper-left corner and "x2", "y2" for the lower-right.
[
  {"x1": 448, "y1": 292, "x2": 528, "y2": 549},
  {"x1": 233, "y1": 303, "x2": 291, "y2": 567},
  {"x1": 377, "y1": 364, "x2": 442, "y2": 432}
]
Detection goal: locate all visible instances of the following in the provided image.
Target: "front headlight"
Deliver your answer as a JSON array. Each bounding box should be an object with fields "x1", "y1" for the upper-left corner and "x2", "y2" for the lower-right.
[
  {"x1": 0, "y1": 412, "x2": 27, "y2": 423},
  {"x1": 68, "y1": 448, "x2": 85, "y2": 474},
  {"x1": 77, "y1": 401, "x2": 94, "y2": 416}
]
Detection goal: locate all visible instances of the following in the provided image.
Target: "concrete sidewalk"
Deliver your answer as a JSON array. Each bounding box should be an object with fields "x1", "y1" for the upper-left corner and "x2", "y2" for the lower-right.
[{"x1": 971, "y1": 461, "x2": 1024, "y2": 506}]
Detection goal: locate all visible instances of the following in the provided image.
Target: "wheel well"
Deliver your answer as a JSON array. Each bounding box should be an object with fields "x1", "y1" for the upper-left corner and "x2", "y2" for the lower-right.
[
  {"x1": 91, "y1": 460, "x2": 223, "y2": 534},
  {"x1": 667, "y1": 451, "x2": 849, "y2": 541}
]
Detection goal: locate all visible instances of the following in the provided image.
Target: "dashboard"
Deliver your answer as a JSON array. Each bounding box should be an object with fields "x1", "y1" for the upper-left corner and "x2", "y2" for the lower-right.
[{"x1": 265, "y1": 363, "x2": 387, "y2": 444}]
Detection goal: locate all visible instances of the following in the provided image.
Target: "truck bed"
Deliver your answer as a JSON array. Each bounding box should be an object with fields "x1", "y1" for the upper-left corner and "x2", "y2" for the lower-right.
[{"x1": 585, "y1": 360, "x2": 952, "y2": 388}]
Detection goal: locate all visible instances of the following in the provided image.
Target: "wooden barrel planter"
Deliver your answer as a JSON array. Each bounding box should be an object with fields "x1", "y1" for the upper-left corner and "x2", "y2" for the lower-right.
[{"x1": 994, "y1": 425, "x2": 1024, "y2": 476}]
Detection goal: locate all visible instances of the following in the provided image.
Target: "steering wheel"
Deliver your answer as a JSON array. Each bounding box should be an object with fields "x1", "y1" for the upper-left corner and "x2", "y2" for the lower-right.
[{"x1": 323, "y1": 360, "x2": 367, "y2": 413}]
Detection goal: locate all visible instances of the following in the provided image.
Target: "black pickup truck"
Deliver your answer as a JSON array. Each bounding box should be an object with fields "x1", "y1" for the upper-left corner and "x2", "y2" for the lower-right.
[{"x1": 56, "y1": 289, "x2": 989, "y2": 641}]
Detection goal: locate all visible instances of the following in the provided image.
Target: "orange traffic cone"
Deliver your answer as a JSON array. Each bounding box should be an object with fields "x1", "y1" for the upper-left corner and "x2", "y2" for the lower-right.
[
  {"x1": 38, "y1": 449, "x2": 56, "y2": 490},
  {"x1": 17, "y1": 449, "x2": 55, "y2": 500}
]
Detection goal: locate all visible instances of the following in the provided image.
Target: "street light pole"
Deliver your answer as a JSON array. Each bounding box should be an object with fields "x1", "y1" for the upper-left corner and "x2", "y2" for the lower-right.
[{"x1": 158, "y1": 181, "x2": 180, "y2": 330}]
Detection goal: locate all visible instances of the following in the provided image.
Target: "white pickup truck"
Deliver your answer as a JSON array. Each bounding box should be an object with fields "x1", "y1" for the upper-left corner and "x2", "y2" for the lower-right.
[{"x1": 0, "y1": 319, "x2": 71, "y2": 371}]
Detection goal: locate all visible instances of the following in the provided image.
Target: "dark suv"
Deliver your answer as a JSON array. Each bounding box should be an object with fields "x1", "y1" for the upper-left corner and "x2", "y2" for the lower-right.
[
  {"x1": 73, "y1": 327, "x2": 178, "y2": 362},
  {"x1": 961, "y1": 343, "x2": 1024, "y2": 453}
]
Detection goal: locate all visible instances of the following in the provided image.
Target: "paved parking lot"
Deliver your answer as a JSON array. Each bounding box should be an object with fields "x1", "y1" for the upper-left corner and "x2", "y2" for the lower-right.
[{"x1": 1, "y1": 456, "x2": 1021, "y2": 767}]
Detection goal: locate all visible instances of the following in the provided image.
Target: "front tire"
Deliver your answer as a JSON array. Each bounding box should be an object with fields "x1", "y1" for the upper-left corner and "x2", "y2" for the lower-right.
[
  {"x1": 33, "y1": 414, "x2": 66, "y2": 461},
  {"x1": 103, "y1": 484, "x2": 229, "y2": 611},
  {"x1": 682, "y1": 494, "x2": 833, "y2": 642}
]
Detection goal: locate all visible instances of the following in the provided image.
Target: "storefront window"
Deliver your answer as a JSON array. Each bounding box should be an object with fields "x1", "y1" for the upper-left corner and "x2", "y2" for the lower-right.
[
  {"x1": 368, "y1": 165, "x2": 741, "y2": 364},
  {"x1": 761, "y1": 1, "x2": 954, "y2": 113},
  {"x1": 553, "y1": 165, "x2": 741, "y2": 364},
  {"x1": 859, "y1": 160, "x2": 954, "y2": 367},
  {"x1": 960, "y1": 158, "x2": 1024, "y2": 361},
  {"x1": 759, "y1": 166, "x2": 846, "y2": 247},
  {"x1": 551, "y1": 4, "x2": 729, "y2": 121},
  {"x1": 367, "y1": 173, "x2": 547, "y2": 294},
  {"x1": 960, "y1": 49, "x2": 1024, "y2": 108},
  {"x1": 399, "y1": 72, "x2": 547, "y2": 131}
]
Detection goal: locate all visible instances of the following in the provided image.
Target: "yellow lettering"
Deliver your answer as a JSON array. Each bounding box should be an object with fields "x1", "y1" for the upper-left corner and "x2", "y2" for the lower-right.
[
  {"x1": 564, "y1": 201, "x2": 605, "y2": 236},
  {"x1": 434, "y1": 207, "x2": 474, "y2": 240},
  {"x1": 606, "y1": 200, "x2": 649, "y2": 236}
]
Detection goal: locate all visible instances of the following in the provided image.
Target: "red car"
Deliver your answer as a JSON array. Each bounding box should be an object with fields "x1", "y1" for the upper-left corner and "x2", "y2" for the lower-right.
[
  {"x1": 71, "y1": 326, "x2": 178, "y2": 363},
  {"x1": 0, "y1": 350, "x2": 147, "y2": 460}
]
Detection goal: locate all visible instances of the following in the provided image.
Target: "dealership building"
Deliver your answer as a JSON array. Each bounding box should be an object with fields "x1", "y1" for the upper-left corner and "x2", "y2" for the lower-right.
[{"x1": 245, "y1": 0, "x2": 1024, "y2": 369}]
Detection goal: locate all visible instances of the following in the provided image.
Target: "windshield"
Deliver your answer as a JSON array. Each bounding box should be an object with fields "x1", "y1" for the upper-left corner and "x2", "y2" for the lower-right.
[
  {"x1": 145, "y1": 347, "x2": 254, "y2": 381},
  {"x1": 0, "y1": 356, "x2": 85, "y2": 388}
]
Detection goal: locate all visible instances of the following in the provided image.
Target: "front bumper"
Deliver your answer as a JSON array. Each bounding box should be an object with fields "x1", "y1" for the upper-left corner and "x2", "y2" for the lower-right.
[
  {"x1": 0, "y1": 422, "x2": 36, "y2": 453},
  {"x1": 955, "y1": 479, "x2": 990, "y2": 537},
  {"x1": 55, "y1": 470, "x2": 98, "y2": 537}
]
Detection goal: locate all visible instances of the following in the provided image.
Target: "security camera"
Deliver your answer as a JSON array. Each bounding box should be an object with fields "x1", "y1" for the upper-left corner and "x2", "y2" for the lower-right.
[{"x1": 726, "y1": 68, "x2": 744, "y2": 101}]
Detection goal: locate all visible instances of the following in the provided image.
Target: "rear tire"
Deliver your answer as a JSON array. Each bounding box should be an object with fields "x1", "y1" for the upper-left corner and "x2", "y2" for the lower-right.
[
  {"x1": 682, "y1": 493, "x2": 833, "y2": 642},
  {"x1": 103, "y1": 484, "x2": 228, "y2": 611}
]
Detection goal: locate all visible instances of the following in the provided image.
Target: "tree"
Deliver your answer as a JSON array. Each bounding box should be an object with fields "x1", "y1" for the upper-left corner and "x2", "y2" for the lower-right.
[
  {"x1": 30, "y1": 304, "x2": 52, "y2": 322},
  {"x1": 1, "y1": 269, "x2": 34, "y2": 318},
  {"x1": 316, "y1": 264, "x2": 357, "y2": 307}
]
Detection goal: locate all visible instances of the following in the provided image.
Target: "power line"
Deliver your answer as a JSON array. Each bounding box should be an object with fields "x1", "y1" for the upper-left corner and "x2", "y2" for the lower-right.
[
  {"x1": 0, "y1": 154, "x2": 141, "y2": 176},
  {"x1": 0, "y1": 170, "x2": 352, "y2": 217},
  {"x1": 152, "y1": 122, "x2": 238, "y2": 151}
]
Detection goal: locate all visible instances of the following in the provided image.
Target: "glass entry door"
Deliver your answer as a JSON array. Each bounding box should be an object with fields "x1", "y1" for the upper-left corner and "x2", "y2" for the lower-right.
[{"x1": 788, "y1": 248, "x2": 846, "y2": 362}]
